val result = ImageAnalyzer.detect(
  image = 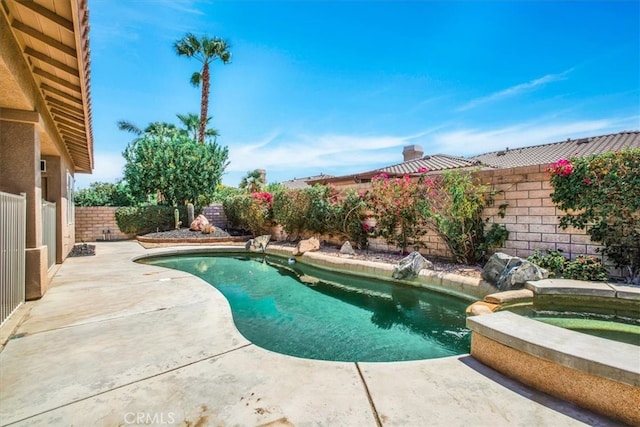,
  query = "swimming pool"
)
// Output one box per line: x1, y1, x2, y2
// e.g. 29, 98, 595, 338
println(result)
140, 253, 472, 362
